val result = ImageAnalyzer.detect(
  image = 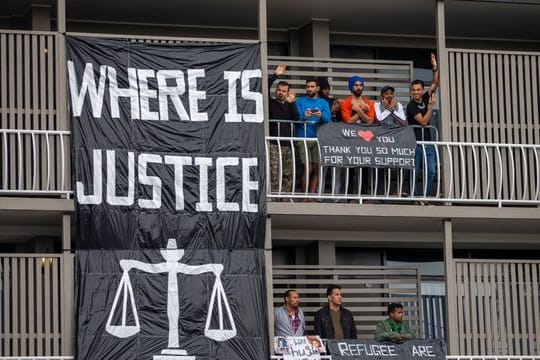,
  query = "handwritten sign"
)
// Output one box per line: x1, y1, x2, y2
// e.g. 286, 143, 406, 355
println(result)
326, 339, 446, 360
317, 123, 416, 169
274, 336, 326, 360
